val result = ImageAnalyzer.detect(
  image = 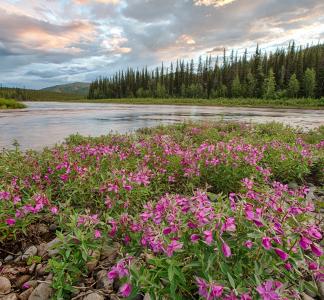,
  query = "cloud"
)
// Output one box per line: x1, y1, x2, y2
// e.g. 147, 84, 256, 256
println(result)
0, 0, 323, 89
74, 0, 120, 4
194, 0, 237, 7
